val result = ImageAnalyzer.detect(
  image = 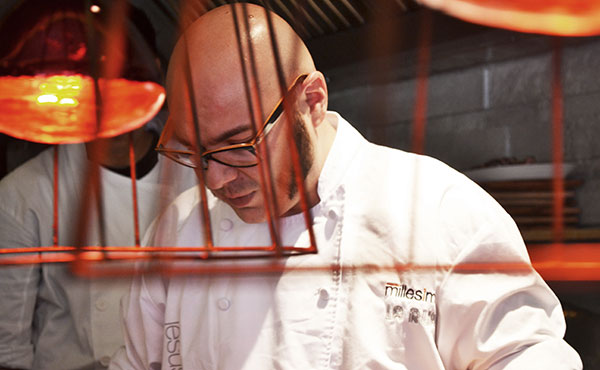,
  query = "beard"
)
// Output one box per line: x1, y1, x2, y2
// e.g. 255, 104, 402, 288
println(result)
209, 111, 315, 223
287, 113, 314, 199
